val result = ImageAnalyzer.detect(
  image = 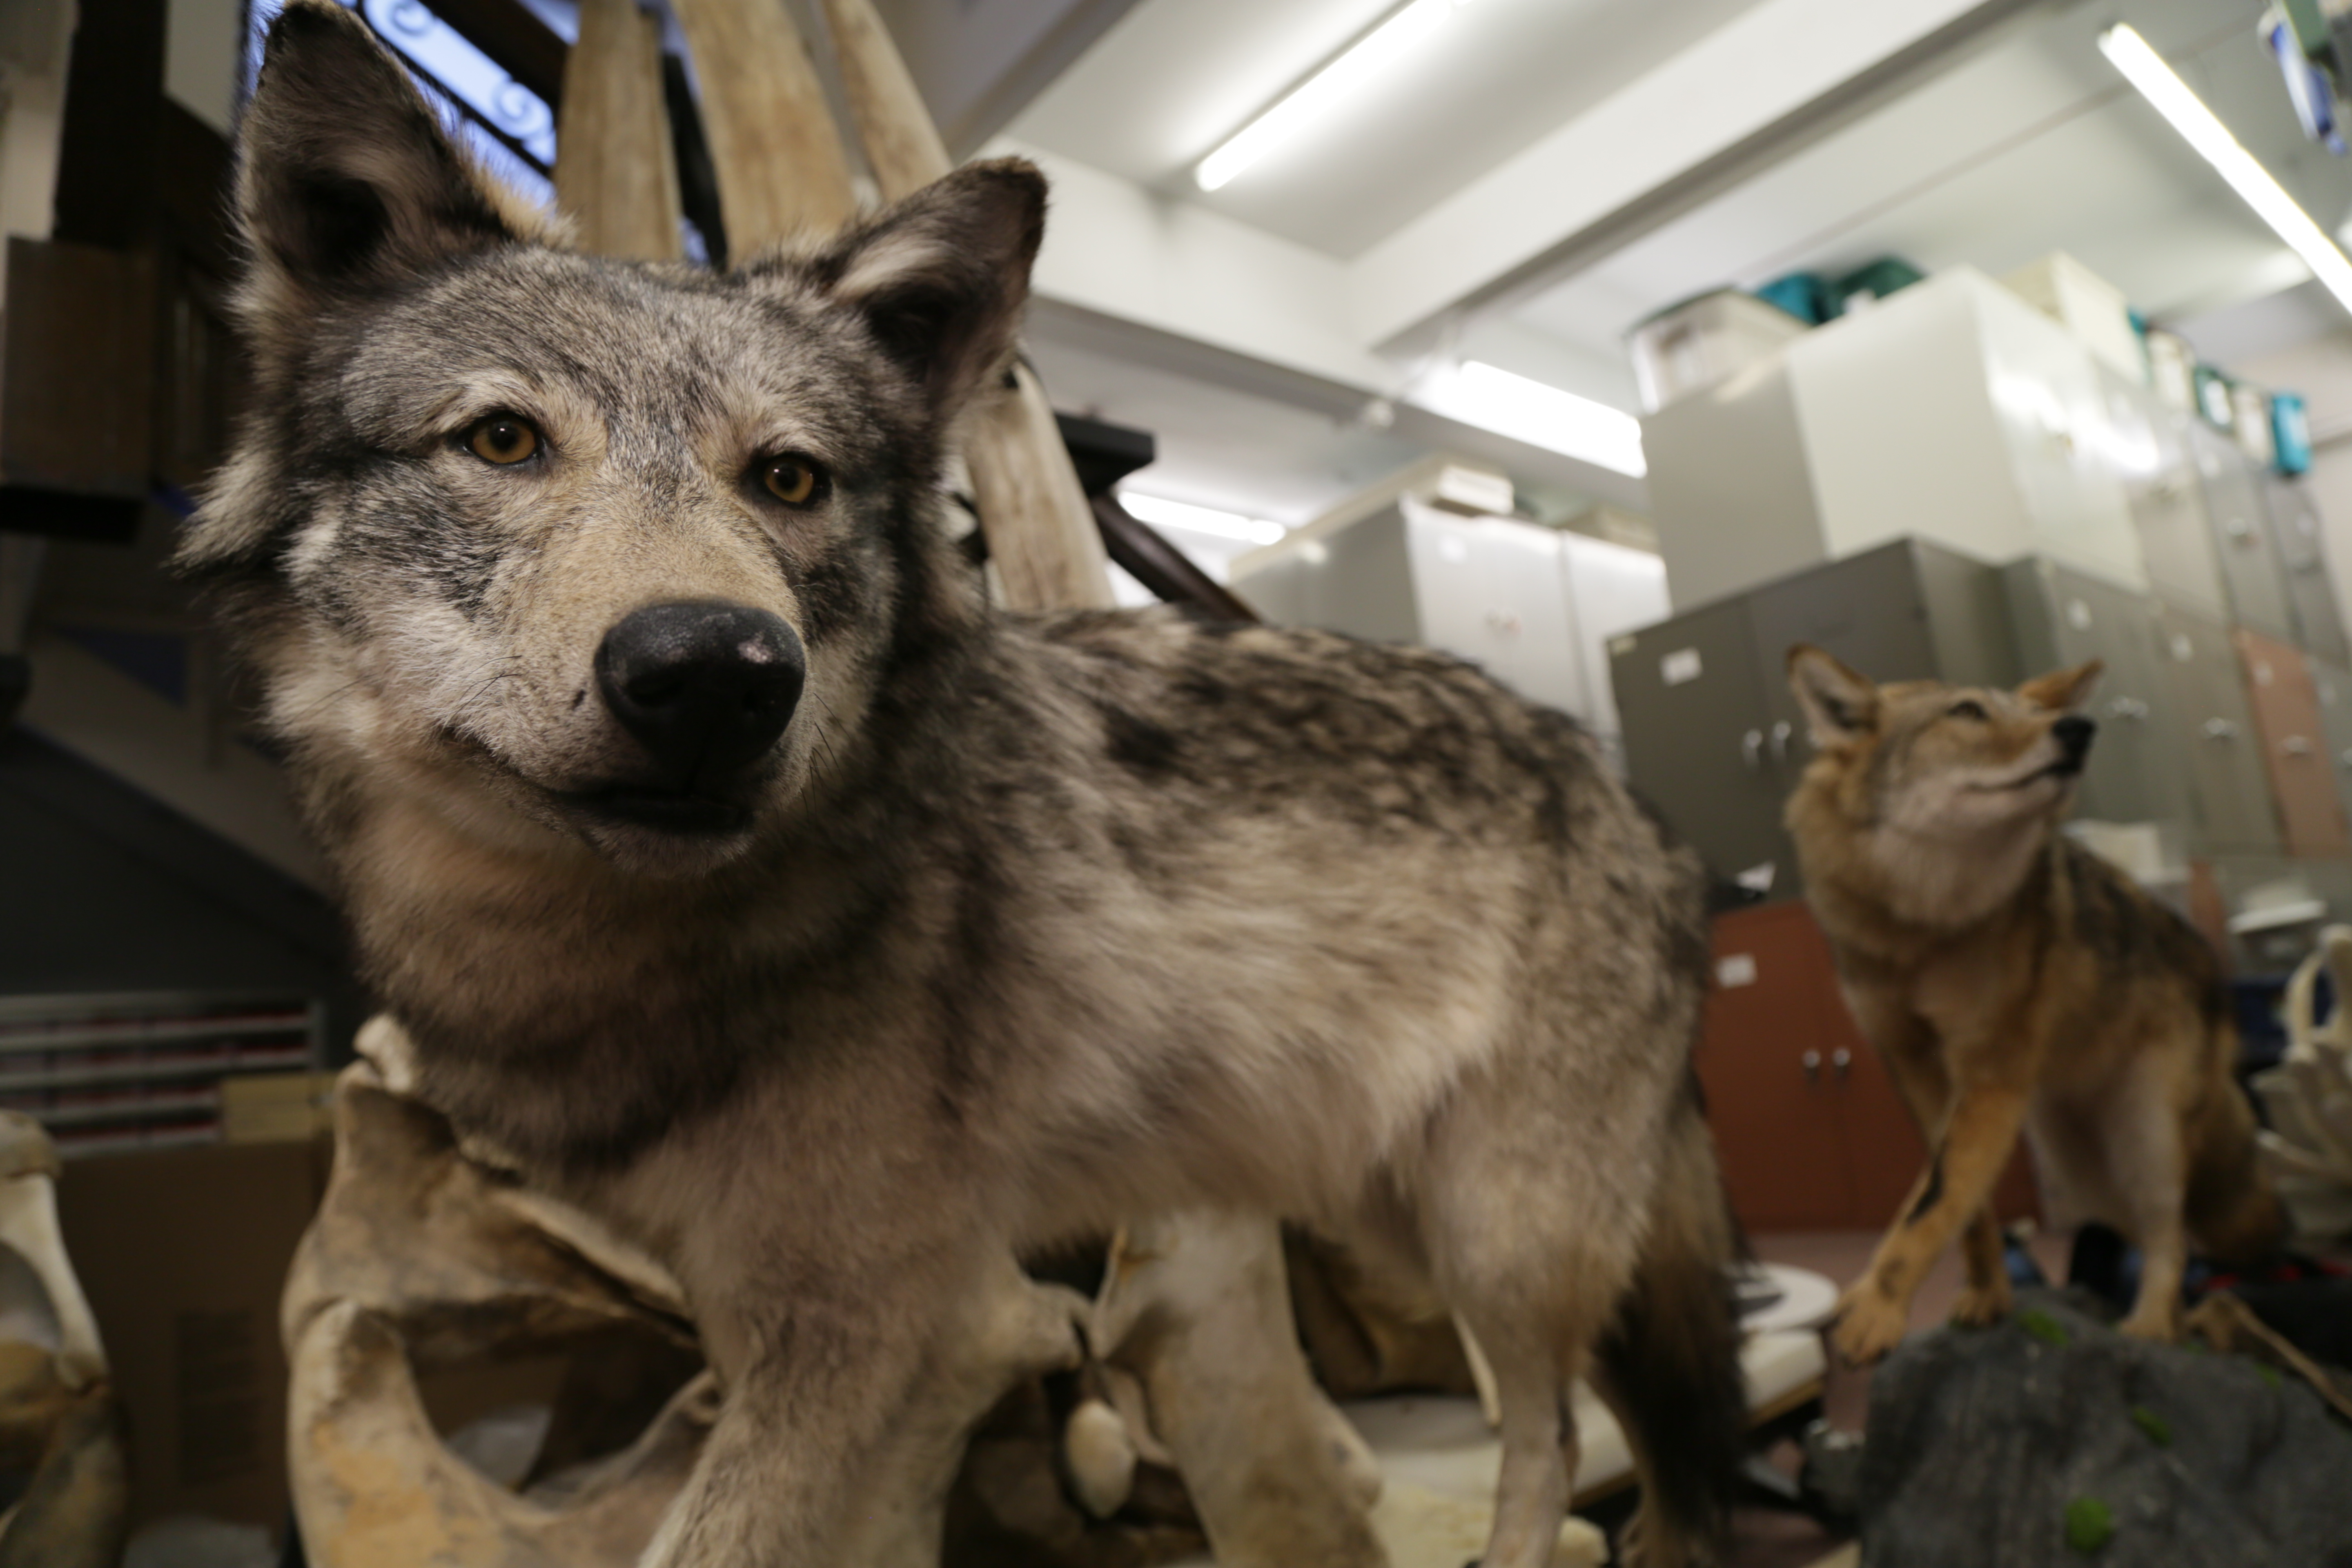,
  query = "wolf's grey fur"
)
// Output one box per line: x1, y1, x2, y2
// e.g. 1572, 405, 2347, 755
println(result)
186, 7, 1745, 1564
